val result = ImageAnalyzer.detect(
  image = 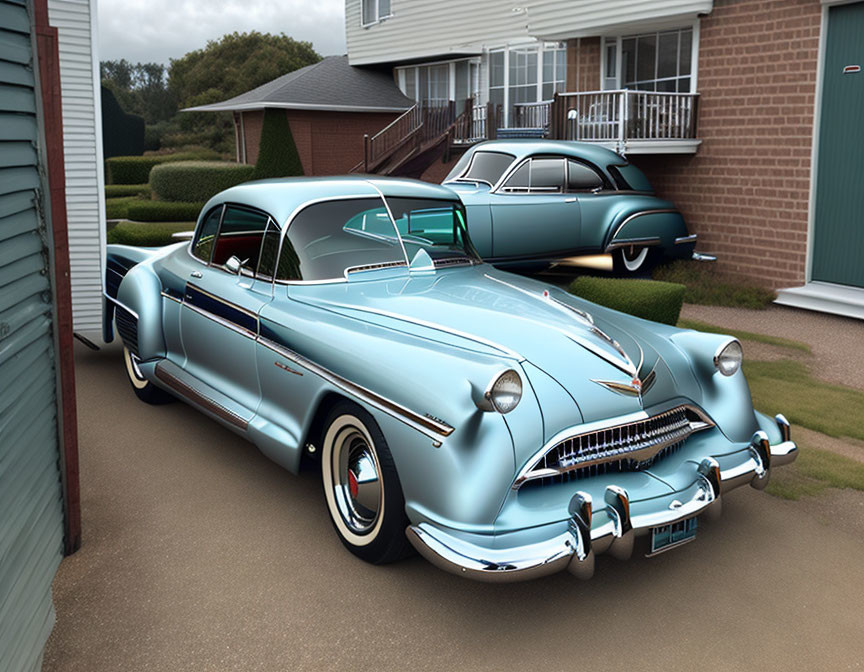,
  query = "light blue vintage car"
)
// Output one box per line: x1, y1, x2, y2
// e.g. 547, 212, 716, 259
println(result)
443, 140, 703, 274
104, 176, 796, 581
